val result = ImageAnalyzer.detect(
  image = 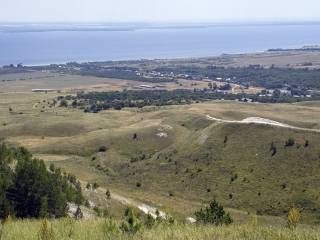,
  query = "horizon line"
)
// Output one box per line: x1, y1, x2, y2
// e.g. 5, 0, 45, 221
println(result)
1, 20, 320, 25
